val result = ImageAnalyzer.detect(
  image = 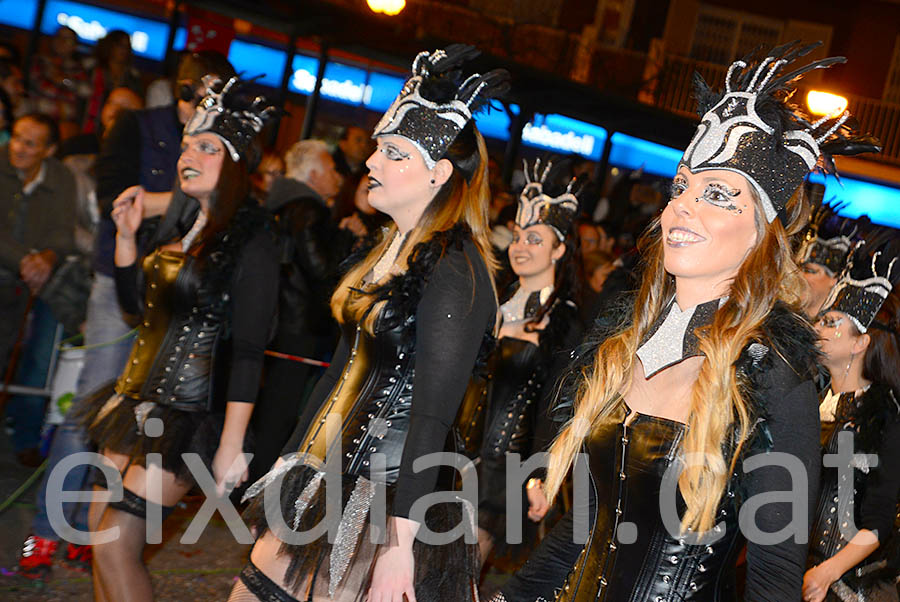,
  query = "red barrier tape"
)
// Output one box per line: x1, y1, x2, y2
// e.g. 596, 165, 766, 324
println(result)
263, 350, 330, 367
